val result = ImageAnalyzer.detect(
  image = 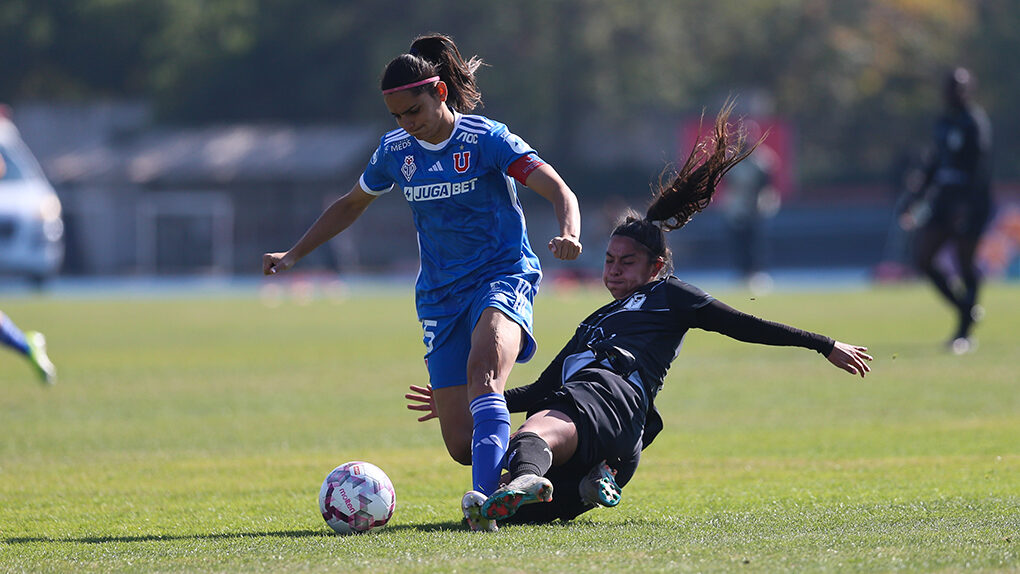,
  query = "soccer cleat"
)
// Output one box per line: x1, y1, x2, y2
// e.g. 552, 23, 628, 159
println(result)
579, 461, 622, 507
970, 304, 985, 323
462, 490, 497, 532
480, 474, 553, 521
25, 331, 56, 385
952, 305, 983, 347
949, 336, 976, 355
